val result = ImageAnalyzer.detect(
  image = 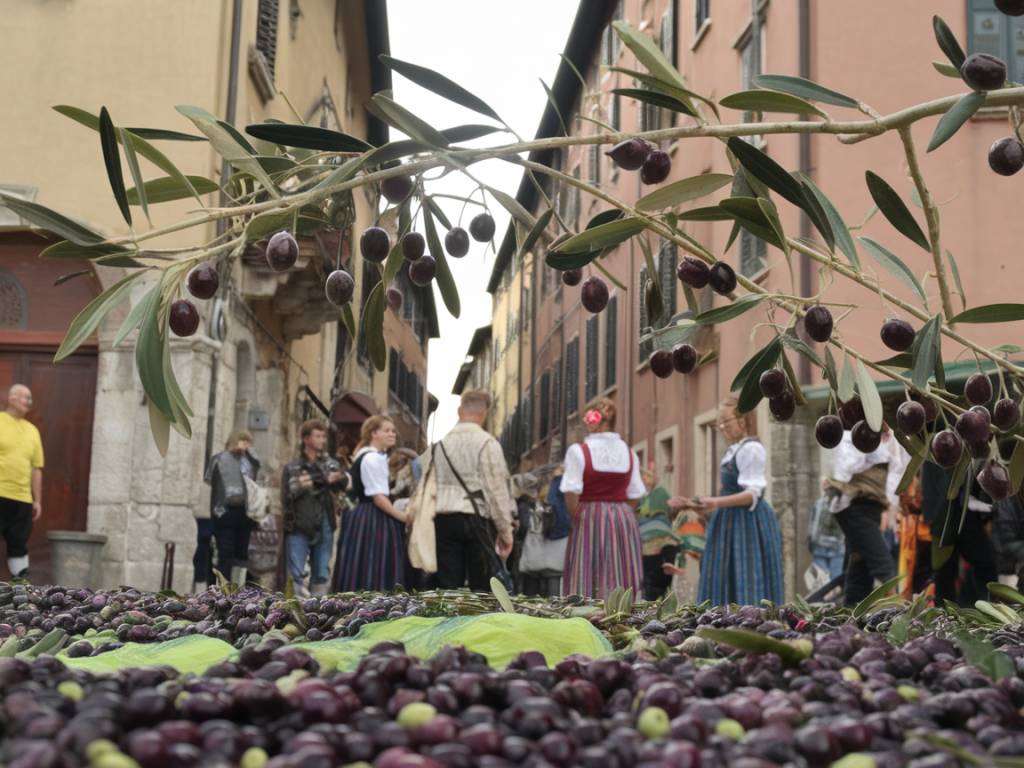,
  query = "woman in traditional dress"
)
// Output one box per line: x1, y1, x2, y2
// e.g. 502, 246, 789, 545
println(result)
560, 397, 645, 599
334, 415, 408, 591
670, 395, 783, 605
